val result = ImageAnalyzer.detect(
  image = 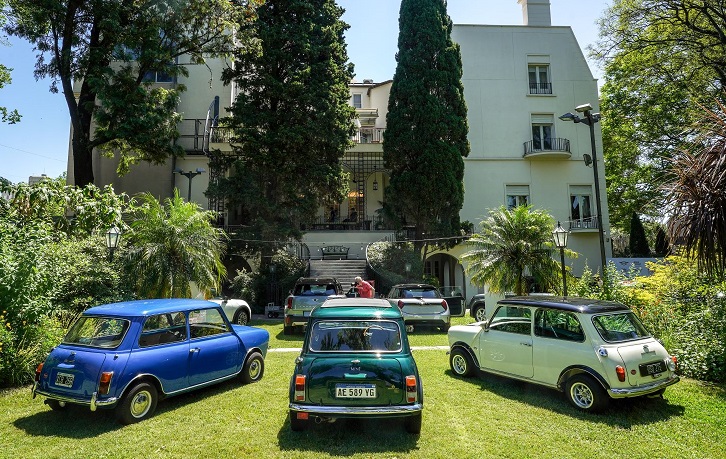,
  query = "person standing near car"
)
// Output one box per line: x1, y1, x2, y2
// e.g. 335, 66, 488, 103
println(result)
354, 276, 374, 298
